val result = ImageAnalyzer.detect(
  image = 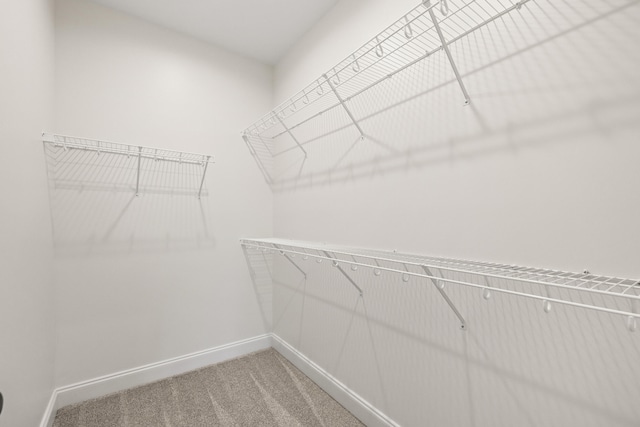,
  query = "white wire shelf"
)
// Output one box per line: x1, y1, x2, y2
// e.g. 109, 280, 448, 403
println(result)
241, 238, 640, 332
241, 0, 532, 186
42, 133, 214, 198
